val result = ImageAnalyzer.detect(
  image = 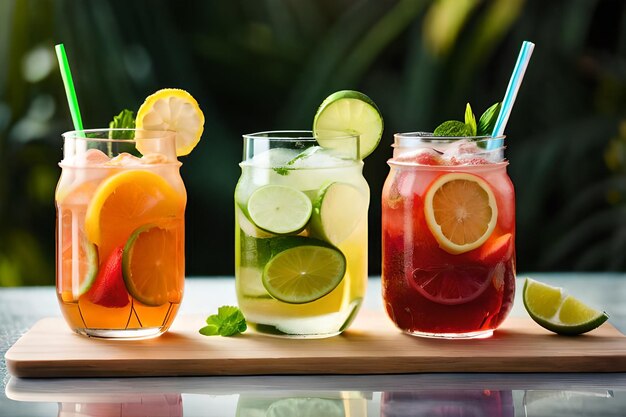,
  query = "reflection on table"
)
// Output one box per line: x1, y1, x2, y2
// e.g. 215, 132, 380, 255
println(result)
381, 390, 514, 417
6, 374, 624, 417
57, 394, 182, 417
